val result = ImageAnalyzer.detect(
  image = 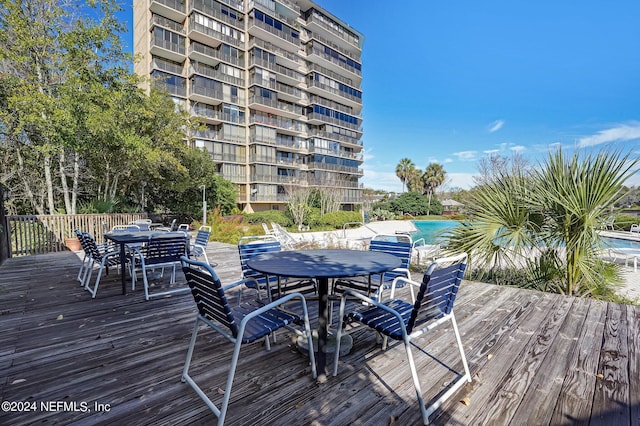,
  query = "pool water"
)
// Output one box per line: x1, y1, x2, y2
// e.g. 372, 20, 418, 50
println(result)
601, 236, 640, 249
411, 220, 460, 244
412, 221, 640, 250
